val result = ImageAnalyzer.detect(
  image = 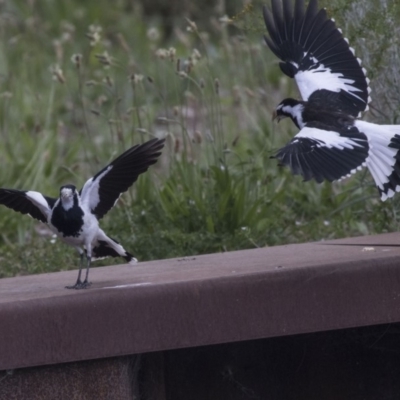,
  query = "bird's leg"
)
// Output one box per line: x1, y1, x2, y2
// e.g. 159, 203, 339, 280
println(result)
65, 252, 86, 289
81, 253, 92, 289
